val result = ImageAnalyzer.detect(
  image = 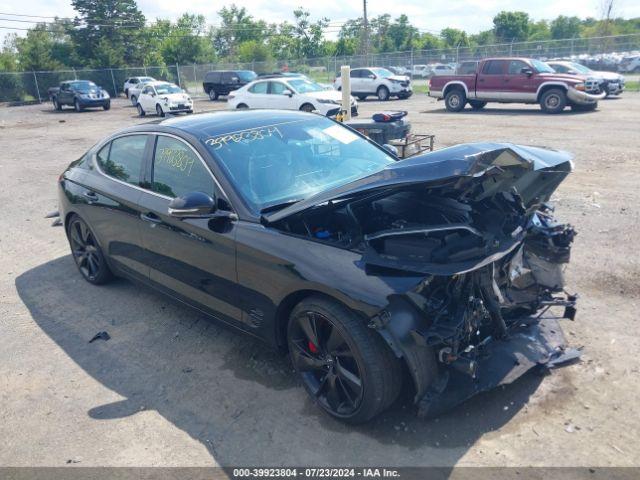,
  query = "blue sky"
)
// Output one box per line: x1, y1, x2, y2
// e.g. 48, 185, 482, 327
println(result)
1, 0, 639, 40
